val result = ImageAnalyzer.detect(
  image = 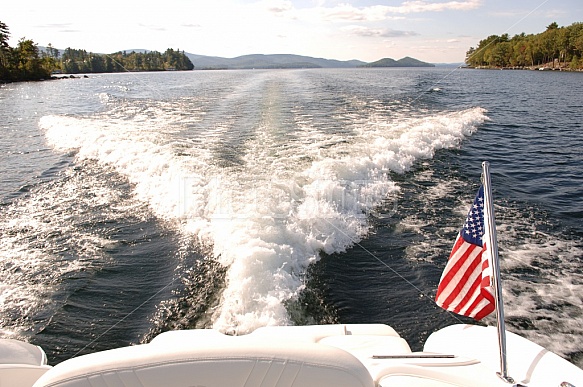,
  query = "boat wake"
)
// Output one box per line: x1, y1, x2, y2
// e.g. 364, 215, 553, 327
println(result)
38, 74, 488, 335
